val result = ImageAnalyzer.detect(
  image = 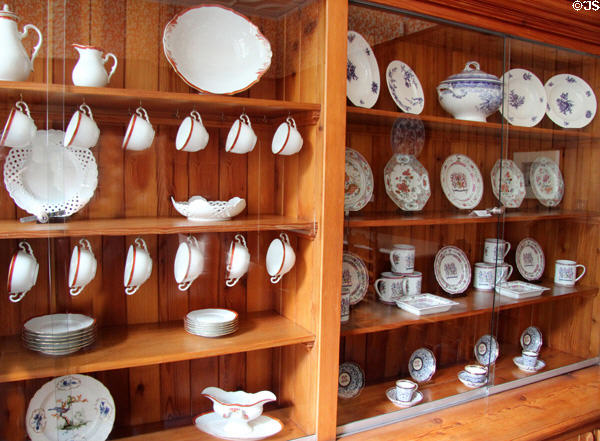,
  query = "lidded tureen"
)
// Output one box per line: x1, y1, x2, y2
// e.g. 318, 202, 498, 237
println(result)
436, 61, 502, 122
